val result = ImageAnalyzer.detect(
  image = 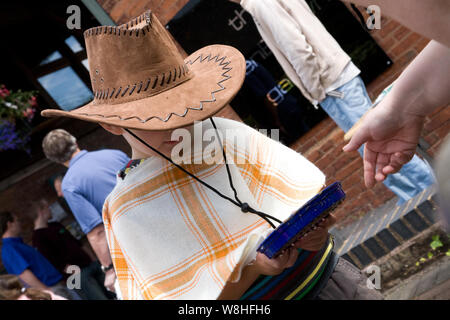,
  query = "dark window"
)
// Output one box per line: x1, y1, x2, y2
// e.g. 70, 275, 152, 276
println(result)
0, 0, 101, 181
37, 65, 93, 111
